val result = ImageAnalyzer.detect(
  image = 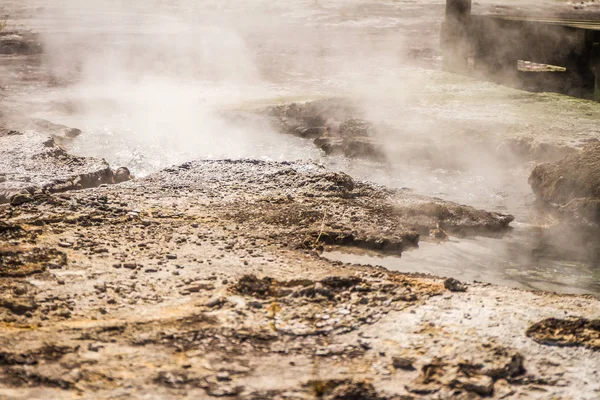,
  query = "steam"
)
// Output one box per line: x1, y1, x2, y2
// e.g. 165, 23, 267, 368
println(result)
37, 0, 287, 172
32, 0, 528, 206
